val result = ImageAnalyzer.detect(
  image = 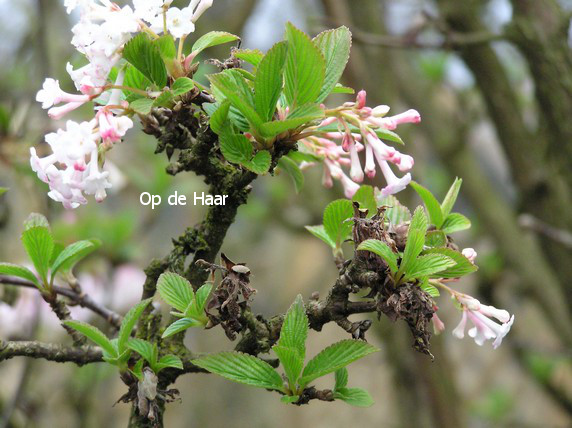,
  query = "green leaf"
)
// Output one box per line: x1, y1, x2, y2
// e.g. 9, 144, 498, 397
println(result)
441, 177, 462, 218
127, 339, 156, 365
331, 84, 354, 94
356, 239, 398, 274
259, 111, 323, 138
284, 22, 325, 108
234, 49, 264, 67
305, 225, 335, 248
300, 340, 378, 387
317, 123, 404, 145
255, 41, 288, 121
403, 254, 456, 281
312, 26, 352, 103
153, 90, 174, 107
410, 181, 444, 228
281, 395, 300, 404
21, 226, 53, 284
352, 185, 377, 216
63, 321, 116, 356
425, 230, 448, 248
157, 272, 194, 313
423, 248, 478, 278
278, 295, 308, 359
397, 207, 427, 279
191, 282, 213, 316
273, 345, 304, 388
130, 98, 154, 115
171, 77, 195, 97
191, 31, 240, 56
122, 33, 168, 87
441, 213, 471, 234
278, 157, 304, 193
193, 352, 284, 391
375, 194, 411, 225
420, 280, 440, 297
219, 133, 253, 164
162, 317, 202, 339
334, 387, 374, 407
156, 354, 183, 371
117, 298, 152, 353
208, 100, 231, 135
287, 150, 321, 163
323, 199, 354, 247
334, 367, 348, 390
124, 65, 152, 92
131, 358, 144, 380
244, 150, 271, 175
0, 263, 40, 288
50, 239, 100, 277
154, 34, 176, 60
24, 213, 50, 230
